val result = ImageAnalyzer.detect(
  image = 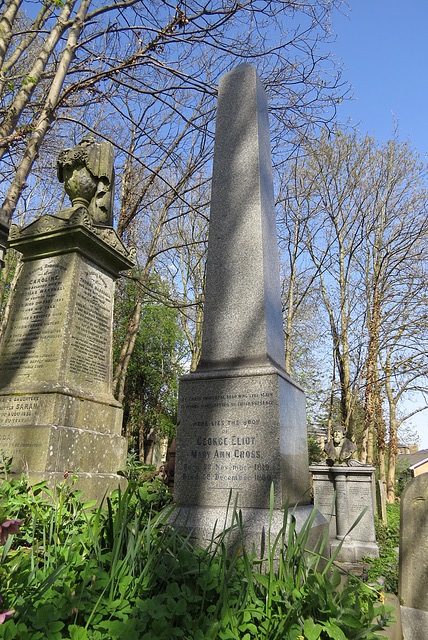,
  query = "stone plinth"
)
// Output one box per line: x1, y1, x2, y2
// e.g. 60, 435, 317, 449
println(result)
310, 465, 379, 563
399, 473, 428, 611
0, 214, 133, 500
175, 367, 309, 510
173, 65, 323, 553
